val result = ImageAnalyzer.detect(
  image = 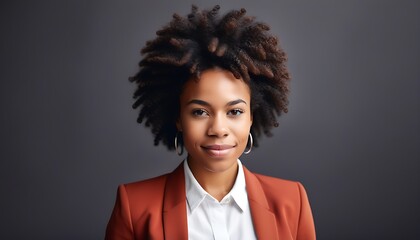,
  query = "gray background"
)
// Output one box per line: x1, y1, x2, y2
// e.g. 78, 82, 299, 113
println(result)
1, 0, 419, 239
